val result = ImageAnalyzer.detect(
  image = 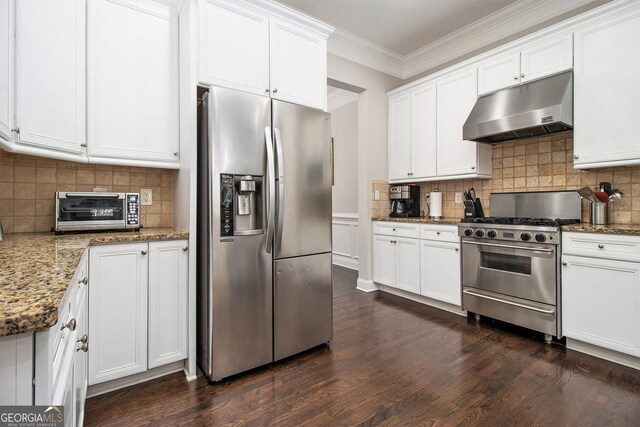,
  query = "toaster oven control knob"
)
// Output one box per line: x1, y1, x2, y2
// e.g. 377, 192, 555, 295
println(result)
487, 230, 497, 239
475, 229, 485, 238
464, 228, 474, 237
520, 232, 532, 241
535, 233, 546, 242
